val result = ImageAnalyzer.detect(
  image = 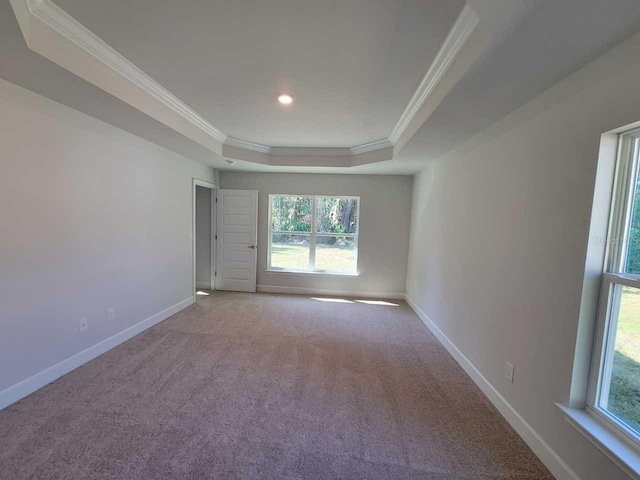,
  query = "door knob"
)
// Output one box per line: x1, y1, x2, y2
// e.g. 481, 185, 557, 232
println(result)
248, 245, 257, 249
